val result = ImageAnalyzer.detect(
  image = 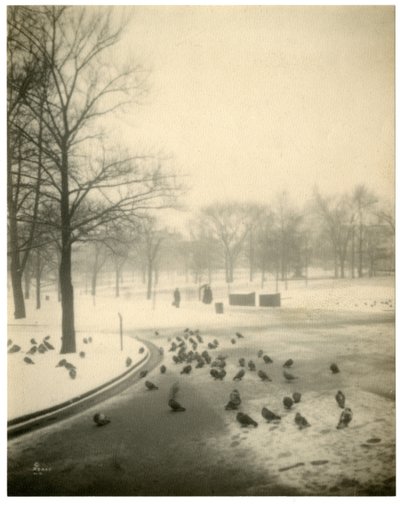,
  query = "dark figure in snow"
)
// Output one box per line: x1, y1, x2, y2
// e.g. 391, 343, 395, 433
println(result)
202, 285, 213, 304
173, 288, 181, 308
